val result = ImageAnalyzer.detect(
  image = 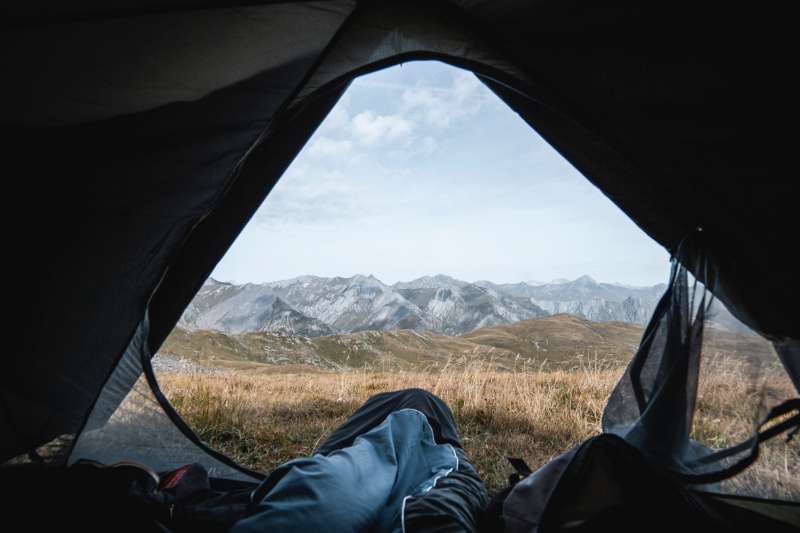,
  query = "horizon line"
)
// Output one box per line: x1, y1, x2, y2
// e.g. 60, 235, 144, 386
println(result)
206, 272, 667, 289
